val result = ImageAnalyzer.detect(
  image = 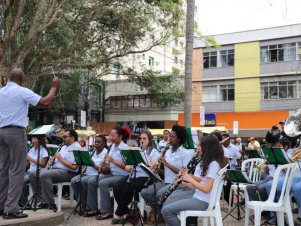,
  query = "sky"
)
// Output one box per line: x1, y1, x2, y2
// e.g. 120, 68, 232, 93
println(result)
195, 0, 301, 35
